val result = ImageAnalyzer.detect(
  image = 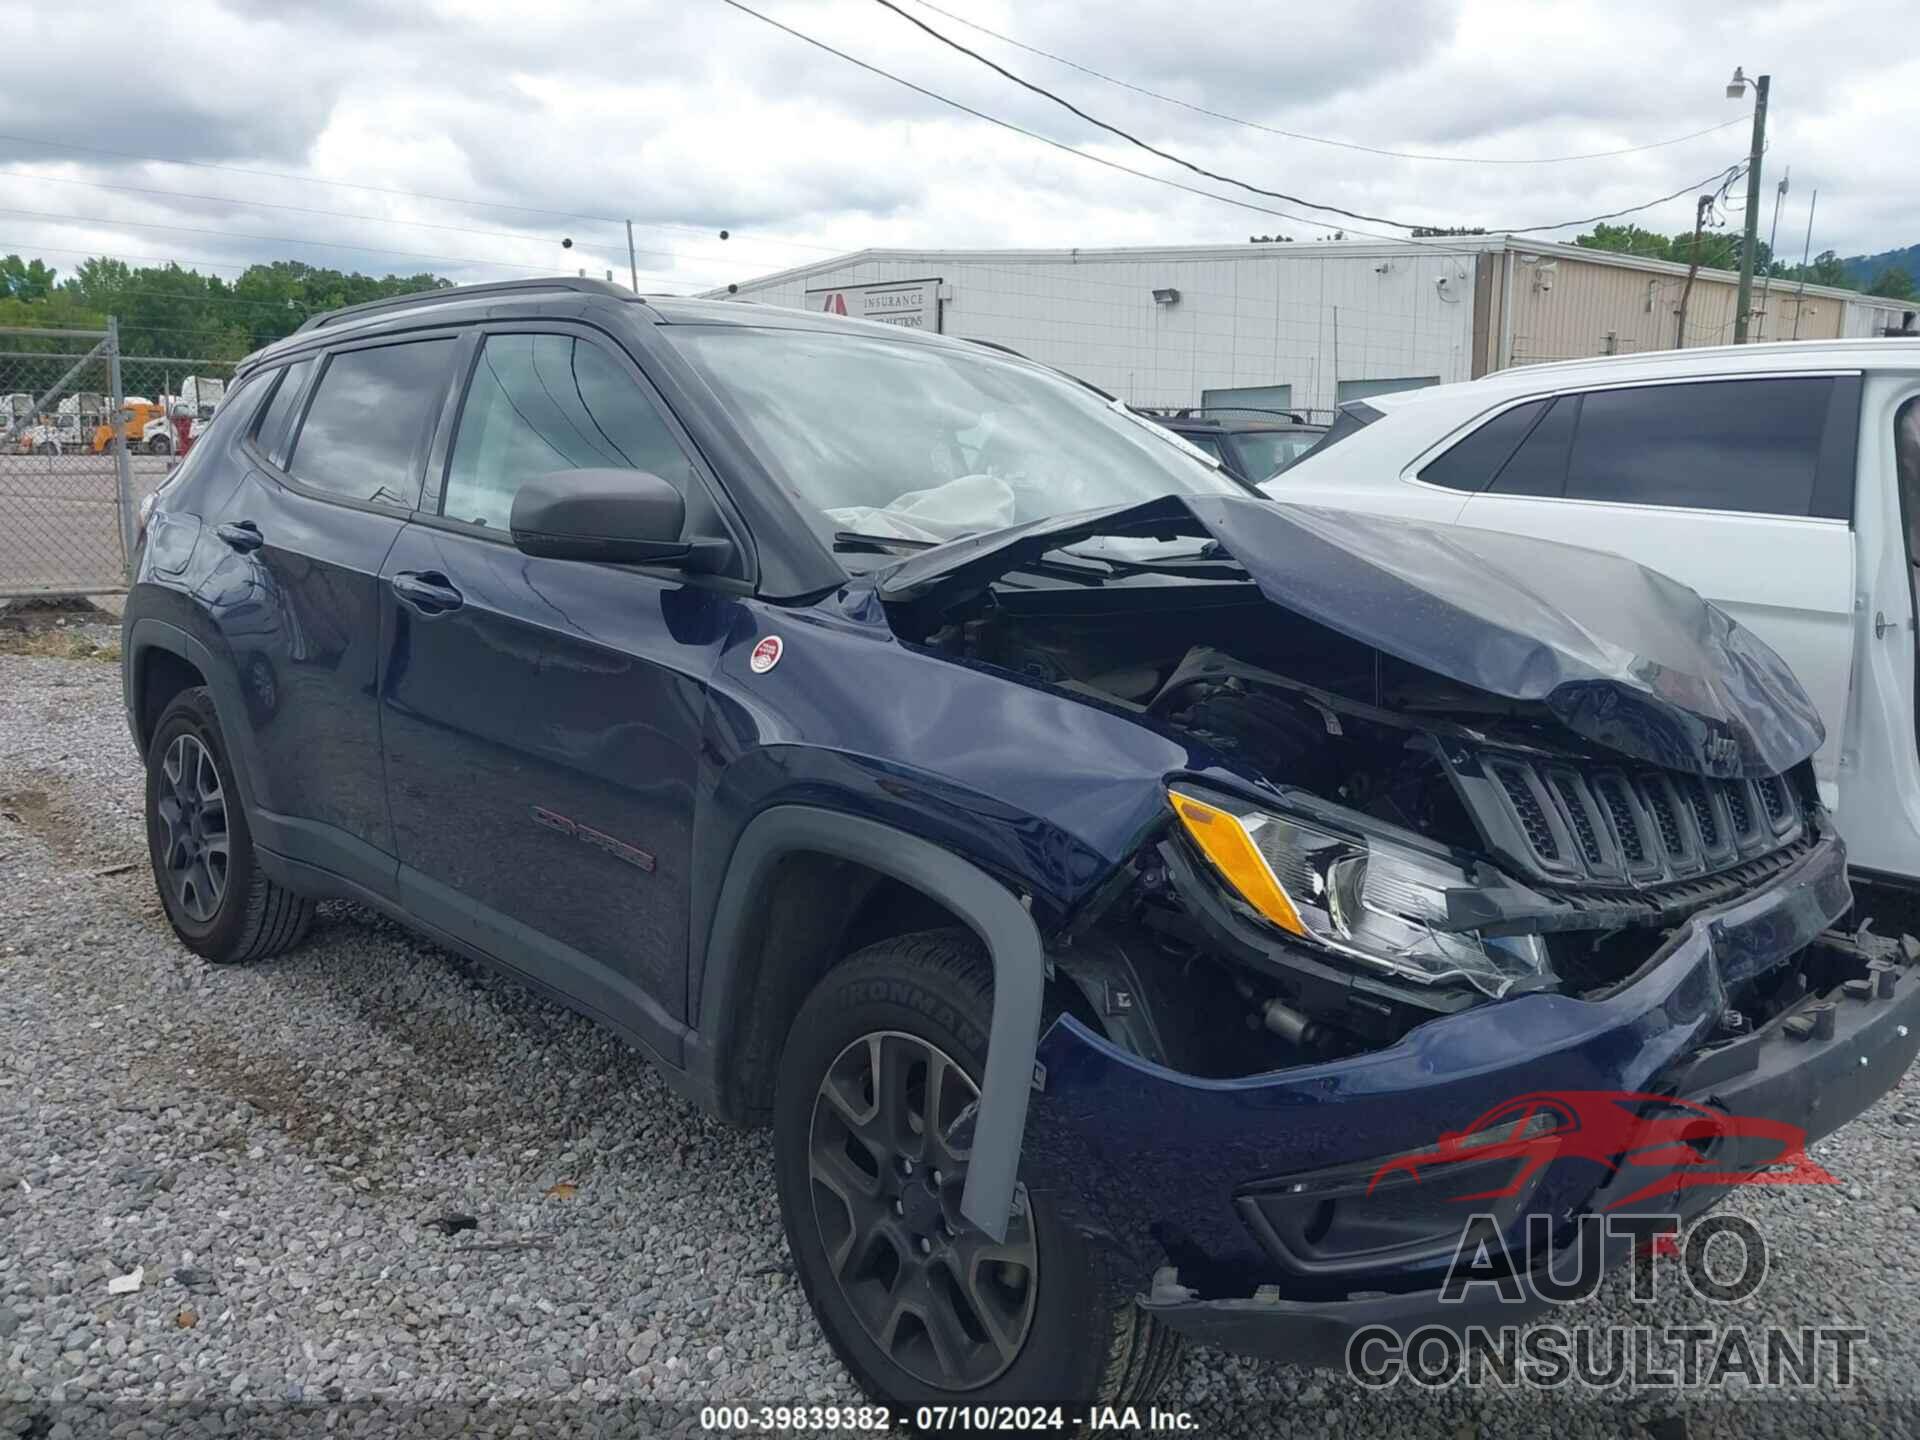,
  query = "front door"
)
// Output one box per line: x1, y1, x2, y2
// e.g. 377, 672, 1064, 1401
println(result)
378, 327, 740, 1053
